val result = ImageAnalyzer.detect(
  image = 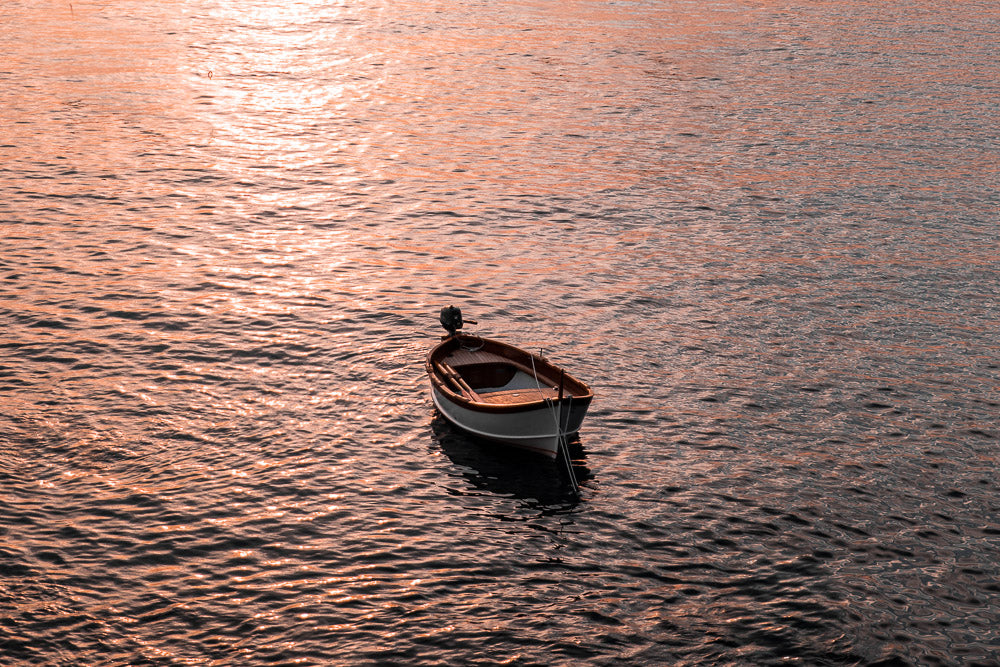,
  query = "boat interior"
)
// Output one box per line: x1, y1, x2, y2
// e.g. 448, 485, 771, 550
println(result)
436, 346, 581, 406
